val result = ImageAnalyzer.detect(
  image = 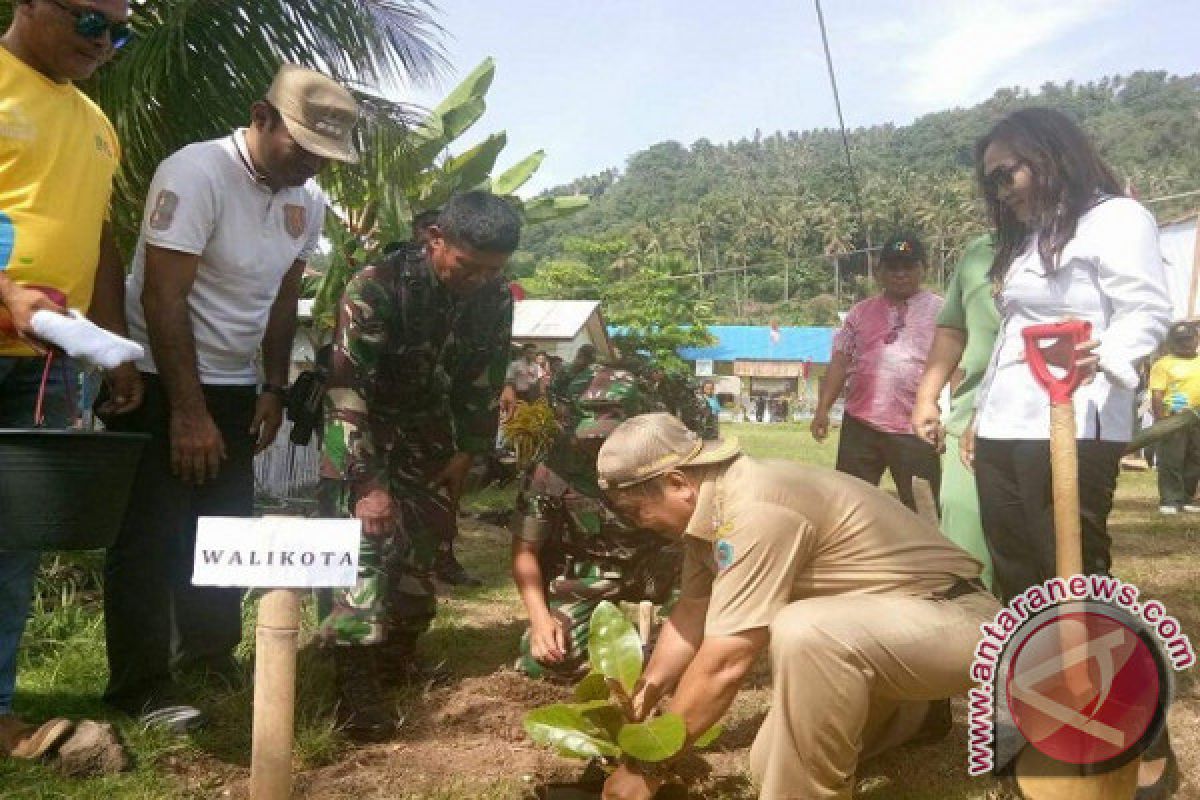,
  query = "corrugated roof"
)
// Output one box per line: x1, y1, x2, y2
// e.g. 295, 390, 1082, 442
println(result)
513, 299, 602, 339
678, 325, 835, 362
